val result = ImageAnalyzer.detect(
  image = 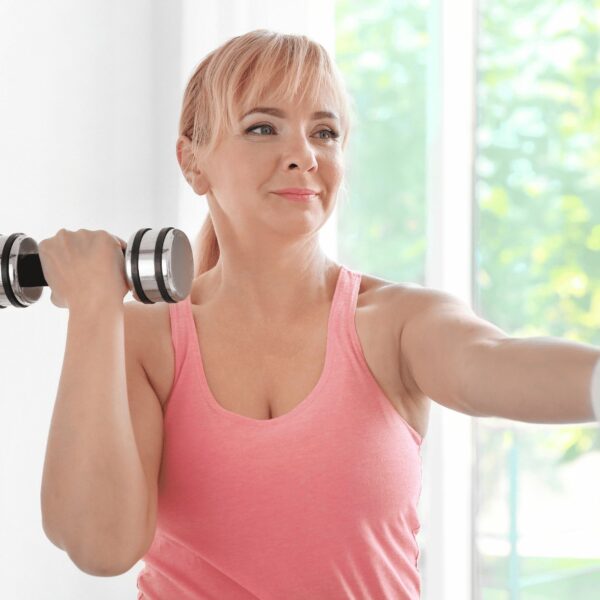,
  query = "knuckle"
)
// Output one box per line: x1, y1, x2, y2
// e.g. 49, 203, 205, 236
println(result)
100, 230, 115, 244
39, 238, 53, 251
